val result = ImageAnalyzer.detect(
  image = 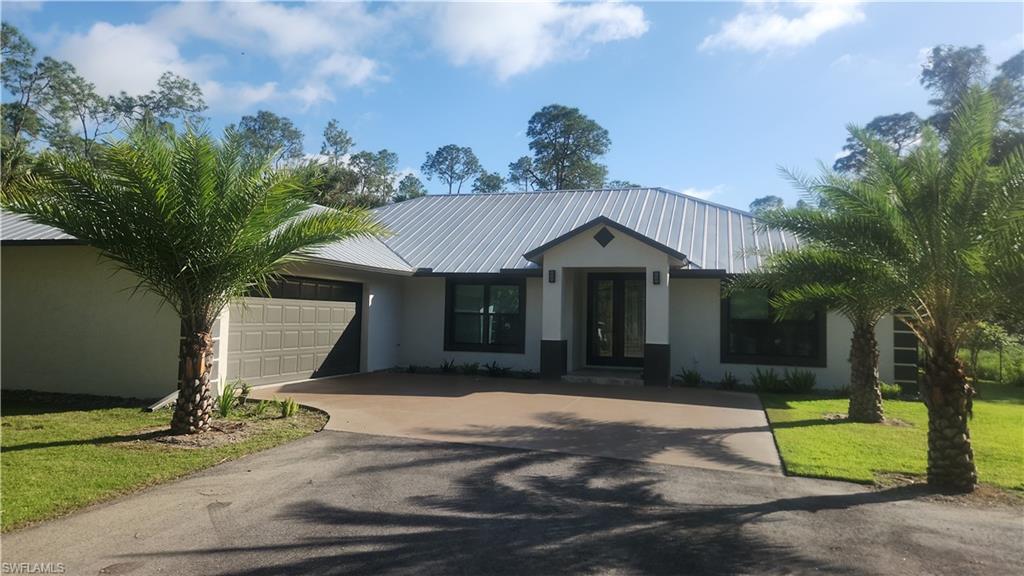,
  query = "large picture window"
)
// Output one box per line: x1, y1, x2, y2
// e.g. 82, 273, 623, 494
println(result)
445, 278, 526, 353
721, 289, 825, 367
